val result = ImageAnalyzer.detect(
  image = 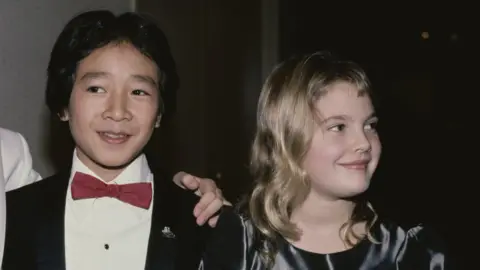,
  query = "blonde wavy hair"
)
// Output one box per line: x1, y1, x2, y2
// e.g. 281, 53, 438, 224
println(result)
245, 51, 379, 266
